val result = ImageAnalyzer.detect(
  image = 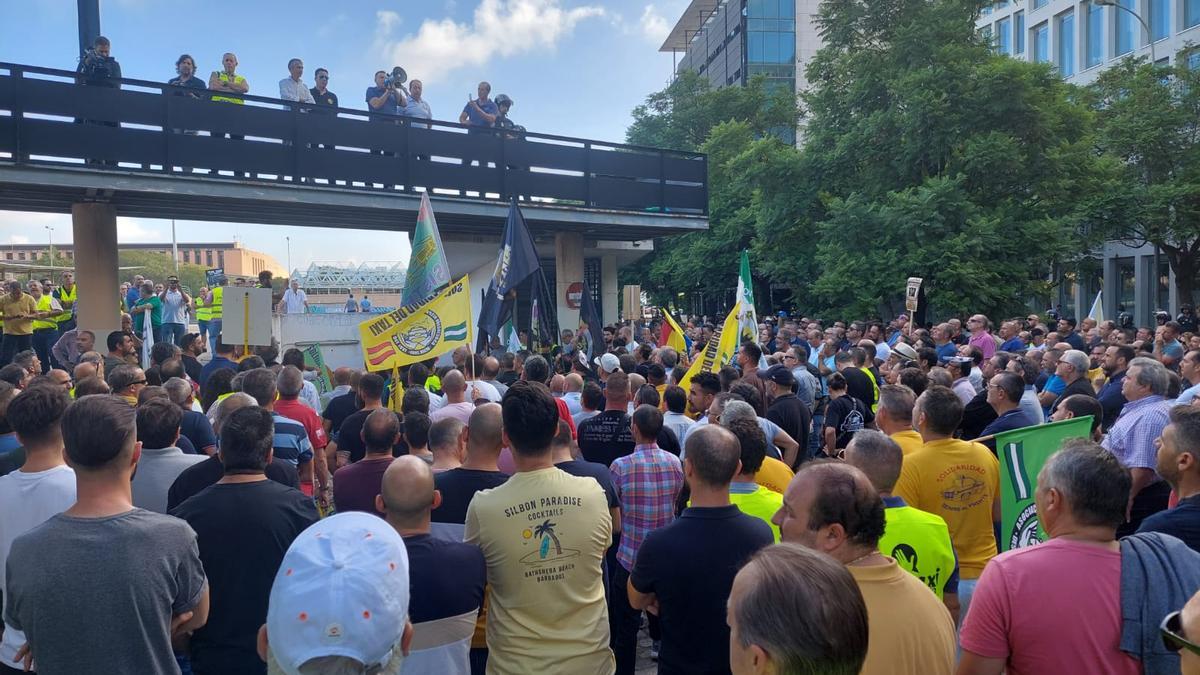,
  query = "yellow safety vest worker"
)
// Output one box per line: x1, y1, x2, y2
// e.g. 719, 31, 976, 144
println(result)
878, 502, 958, 600
32, 295, 57, 331
209, 286, 224, 320
195, 296, 212, 322
861, 366, 880, 414
53, 285, 76, 324
211, 71, 246, 105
